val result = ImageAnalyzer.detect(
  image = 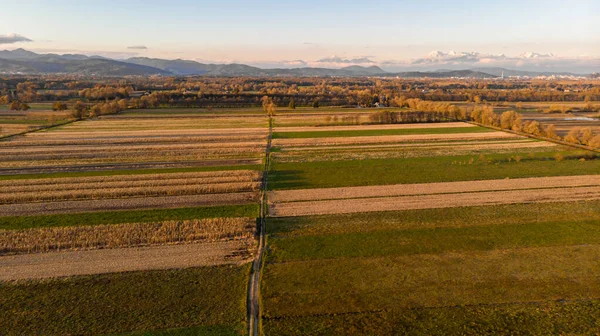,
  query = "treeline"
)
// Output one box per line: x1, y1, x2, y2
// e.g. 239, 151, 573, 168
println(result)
3, 75, 600, 106
369, 99, 600, 149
